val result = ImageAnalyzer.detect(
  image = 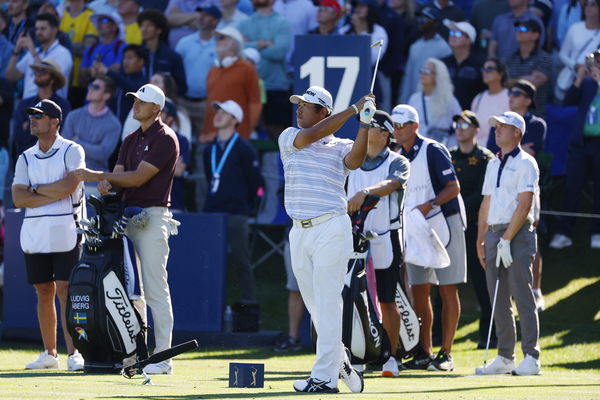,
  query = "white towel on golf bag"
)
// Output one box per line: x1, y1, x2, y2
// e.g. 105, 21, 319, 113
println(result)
403, 208, 450, 269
